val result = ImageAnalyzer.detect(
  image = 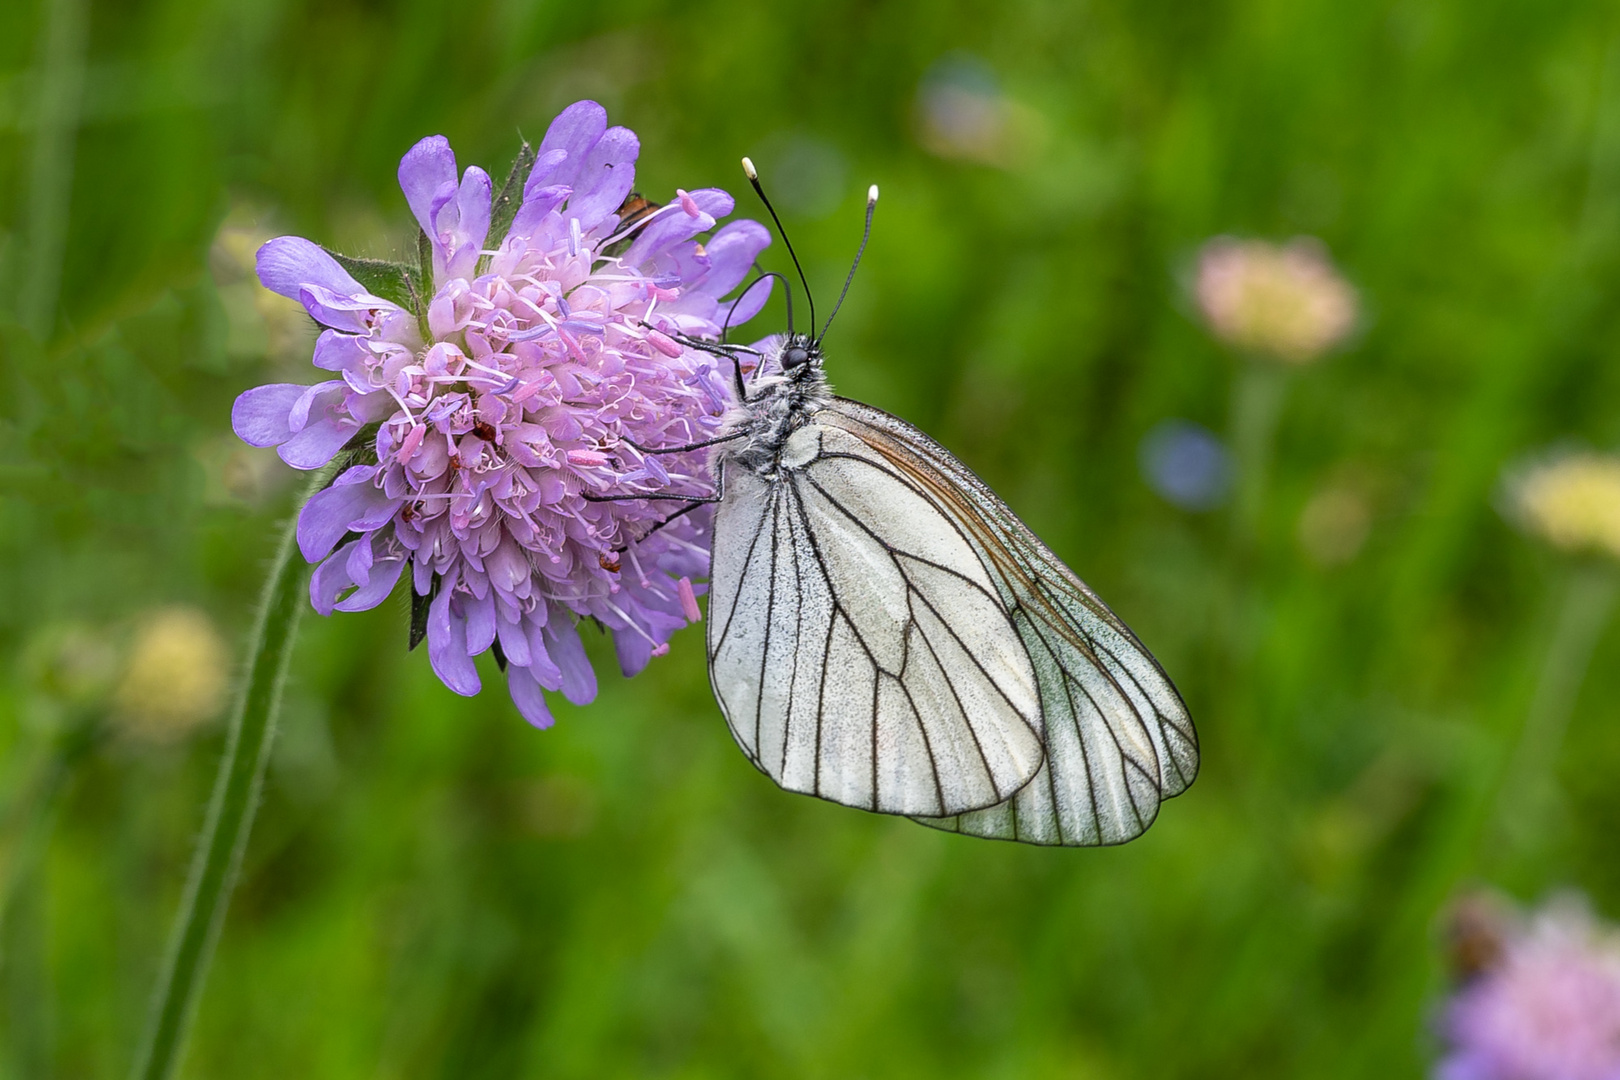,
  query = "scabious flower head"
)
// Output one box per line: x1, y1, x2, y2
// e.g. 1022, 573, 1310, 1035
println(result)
231, 101, 772, 727
1194, 236, 1357, 363
1502, 451, 1620, 561
1438, 895, 1620, 1080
